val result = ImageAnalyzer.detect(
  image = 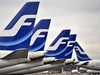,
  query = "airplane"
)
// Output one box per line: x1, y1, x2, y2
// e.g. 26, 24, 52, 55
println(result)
27, 19, 51, 60
0, 2, 53, 71
74, 42, 100, 71
0, 19, 53, 74
0, 2, 39, 50
0, 30, 71, 74
8, 30, 77, 75
0, 2, 51, 61
0, 1, 76, 74
0, 2, 40, 69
